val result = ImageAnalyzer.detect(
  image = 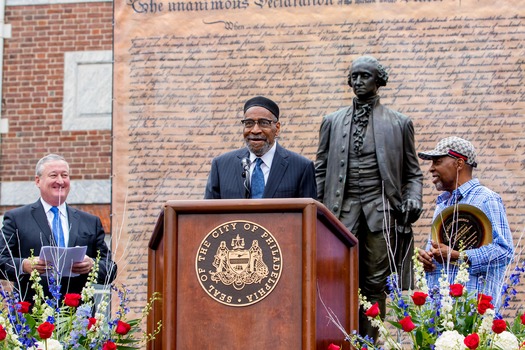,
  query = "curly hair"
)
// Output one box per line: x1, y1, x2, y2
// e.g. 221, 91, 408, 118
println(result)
347, 55, 389, 88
